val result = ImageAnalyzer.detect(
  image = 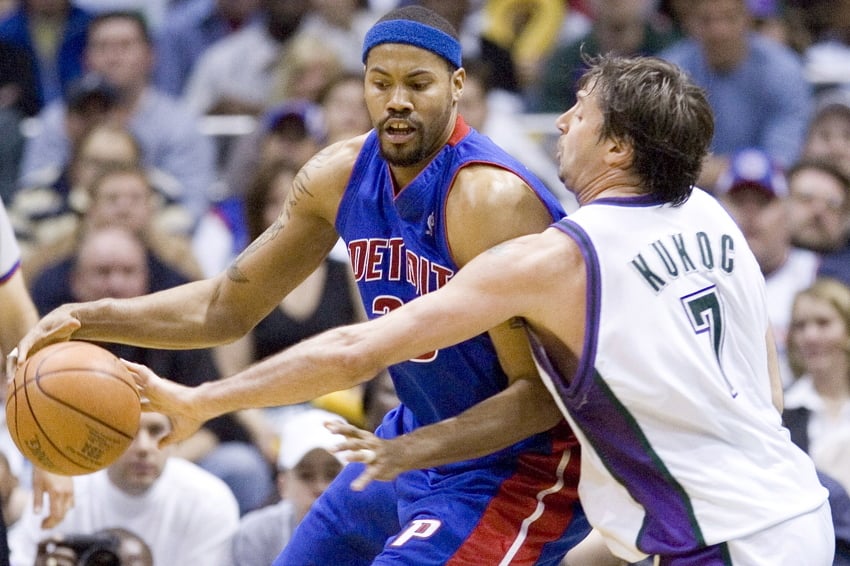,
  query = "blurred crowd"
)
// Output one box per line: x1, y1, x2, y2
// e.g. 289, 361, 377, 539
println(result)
0, 0, 850, 564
